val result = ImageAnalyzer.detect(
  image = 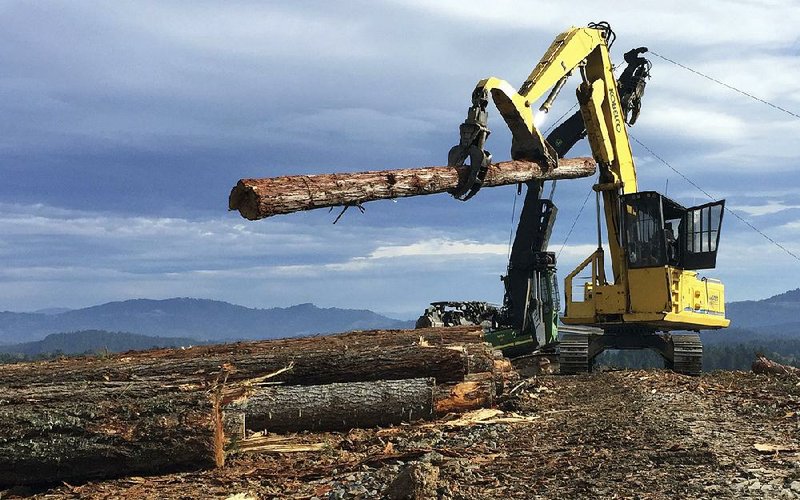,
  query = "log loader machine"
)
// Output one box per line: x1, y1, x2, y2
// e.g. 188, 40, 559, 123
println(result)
416, 22, 729, 375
